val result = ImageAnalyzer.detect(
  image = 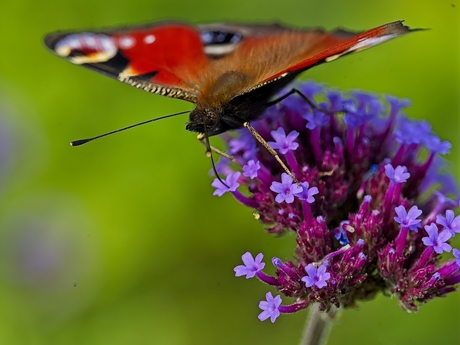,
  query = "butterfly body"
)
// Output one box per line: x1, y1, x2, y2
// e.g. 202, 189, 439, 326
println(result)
45, 21, 415, 137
